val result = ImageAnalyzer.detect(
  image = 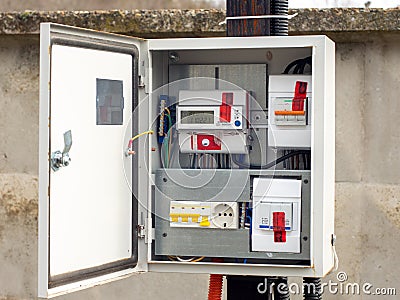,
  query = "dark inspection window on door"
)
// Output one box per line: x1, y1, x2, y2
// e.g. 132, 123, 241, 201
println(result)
96, 78, 124, 125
